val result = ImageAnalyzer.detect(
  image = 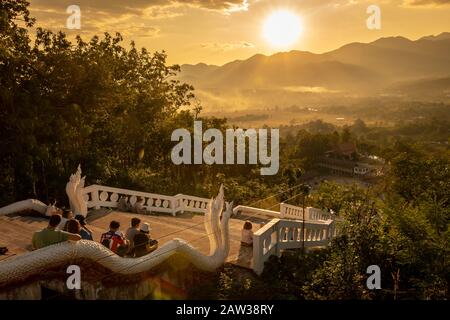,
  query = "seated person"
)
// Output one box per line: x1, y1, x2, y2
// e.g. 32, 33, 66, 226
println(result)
57, 209, 73, 231
125, 217, 141, 254
45, 197, 62, 217
241, 221, 254, 247
117, 195, 131, 212
133, 196, 147, 214
0, 246, 8, 255
133, 223, 158, 258
100, 220, 129, 256
74, 215, 94, 240
32, 214, 81, 250
66, 219, 81, 235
